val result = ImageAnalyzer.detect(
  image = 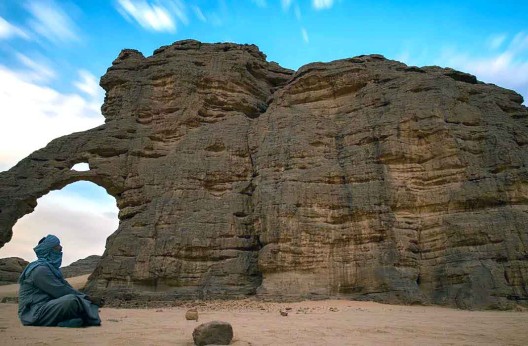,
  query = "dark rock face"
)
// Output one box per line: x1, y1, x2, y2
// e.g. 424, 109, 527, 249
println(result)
0, 40, 527, 309
0, 257, 28, 285
192, 321, 233, 346
61, 255, 101, 278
